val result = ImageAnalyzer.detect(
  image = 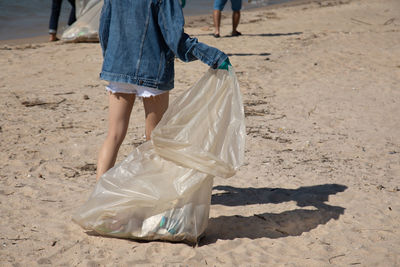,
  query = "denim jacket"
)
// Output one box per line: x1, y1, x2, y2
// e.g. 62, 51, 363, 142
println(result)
99, 0, 228, 90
